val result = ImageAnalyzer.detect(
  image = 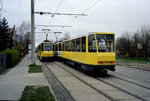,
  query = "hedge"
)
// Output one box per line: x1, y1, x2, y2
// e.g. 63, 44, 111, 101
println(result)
0, 49, 20, 67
